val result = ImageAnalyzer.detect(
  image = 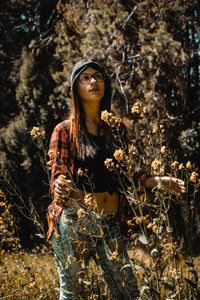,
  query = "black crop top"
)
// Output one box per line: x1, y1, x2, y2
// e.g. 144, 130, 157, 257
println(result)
73, 134, 119, 195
